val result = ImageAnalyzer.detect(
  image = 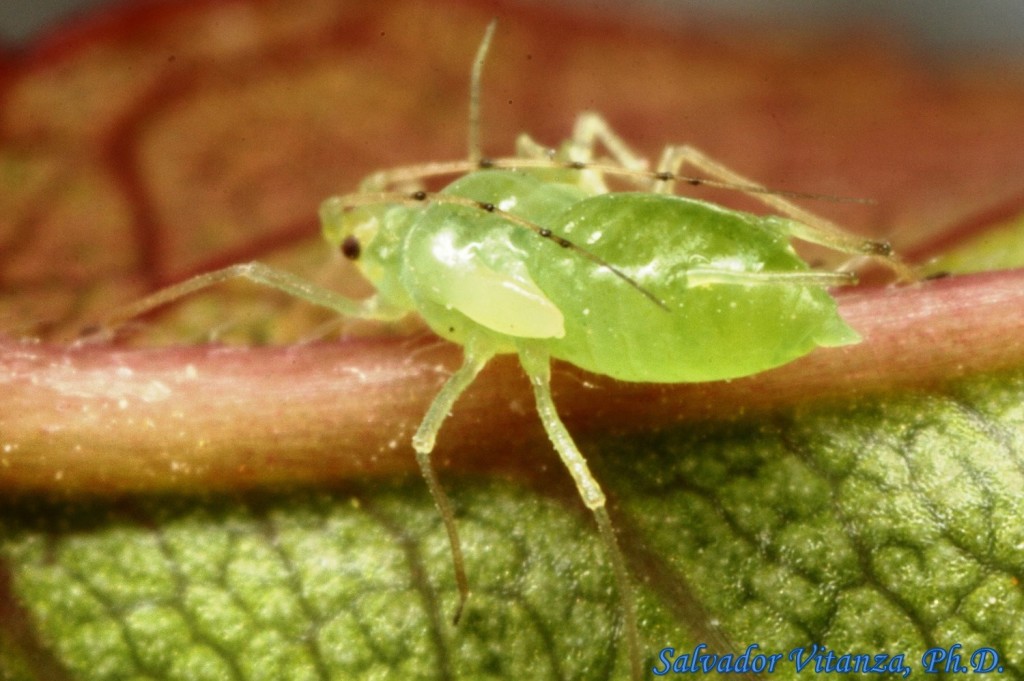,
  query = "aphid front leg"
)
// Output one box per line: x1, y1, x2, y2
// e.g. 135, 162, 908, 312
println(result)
411, 334, 497, 625
654, 144, 916, 280
95, 262, 406, 335
517, 341, 642, 681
